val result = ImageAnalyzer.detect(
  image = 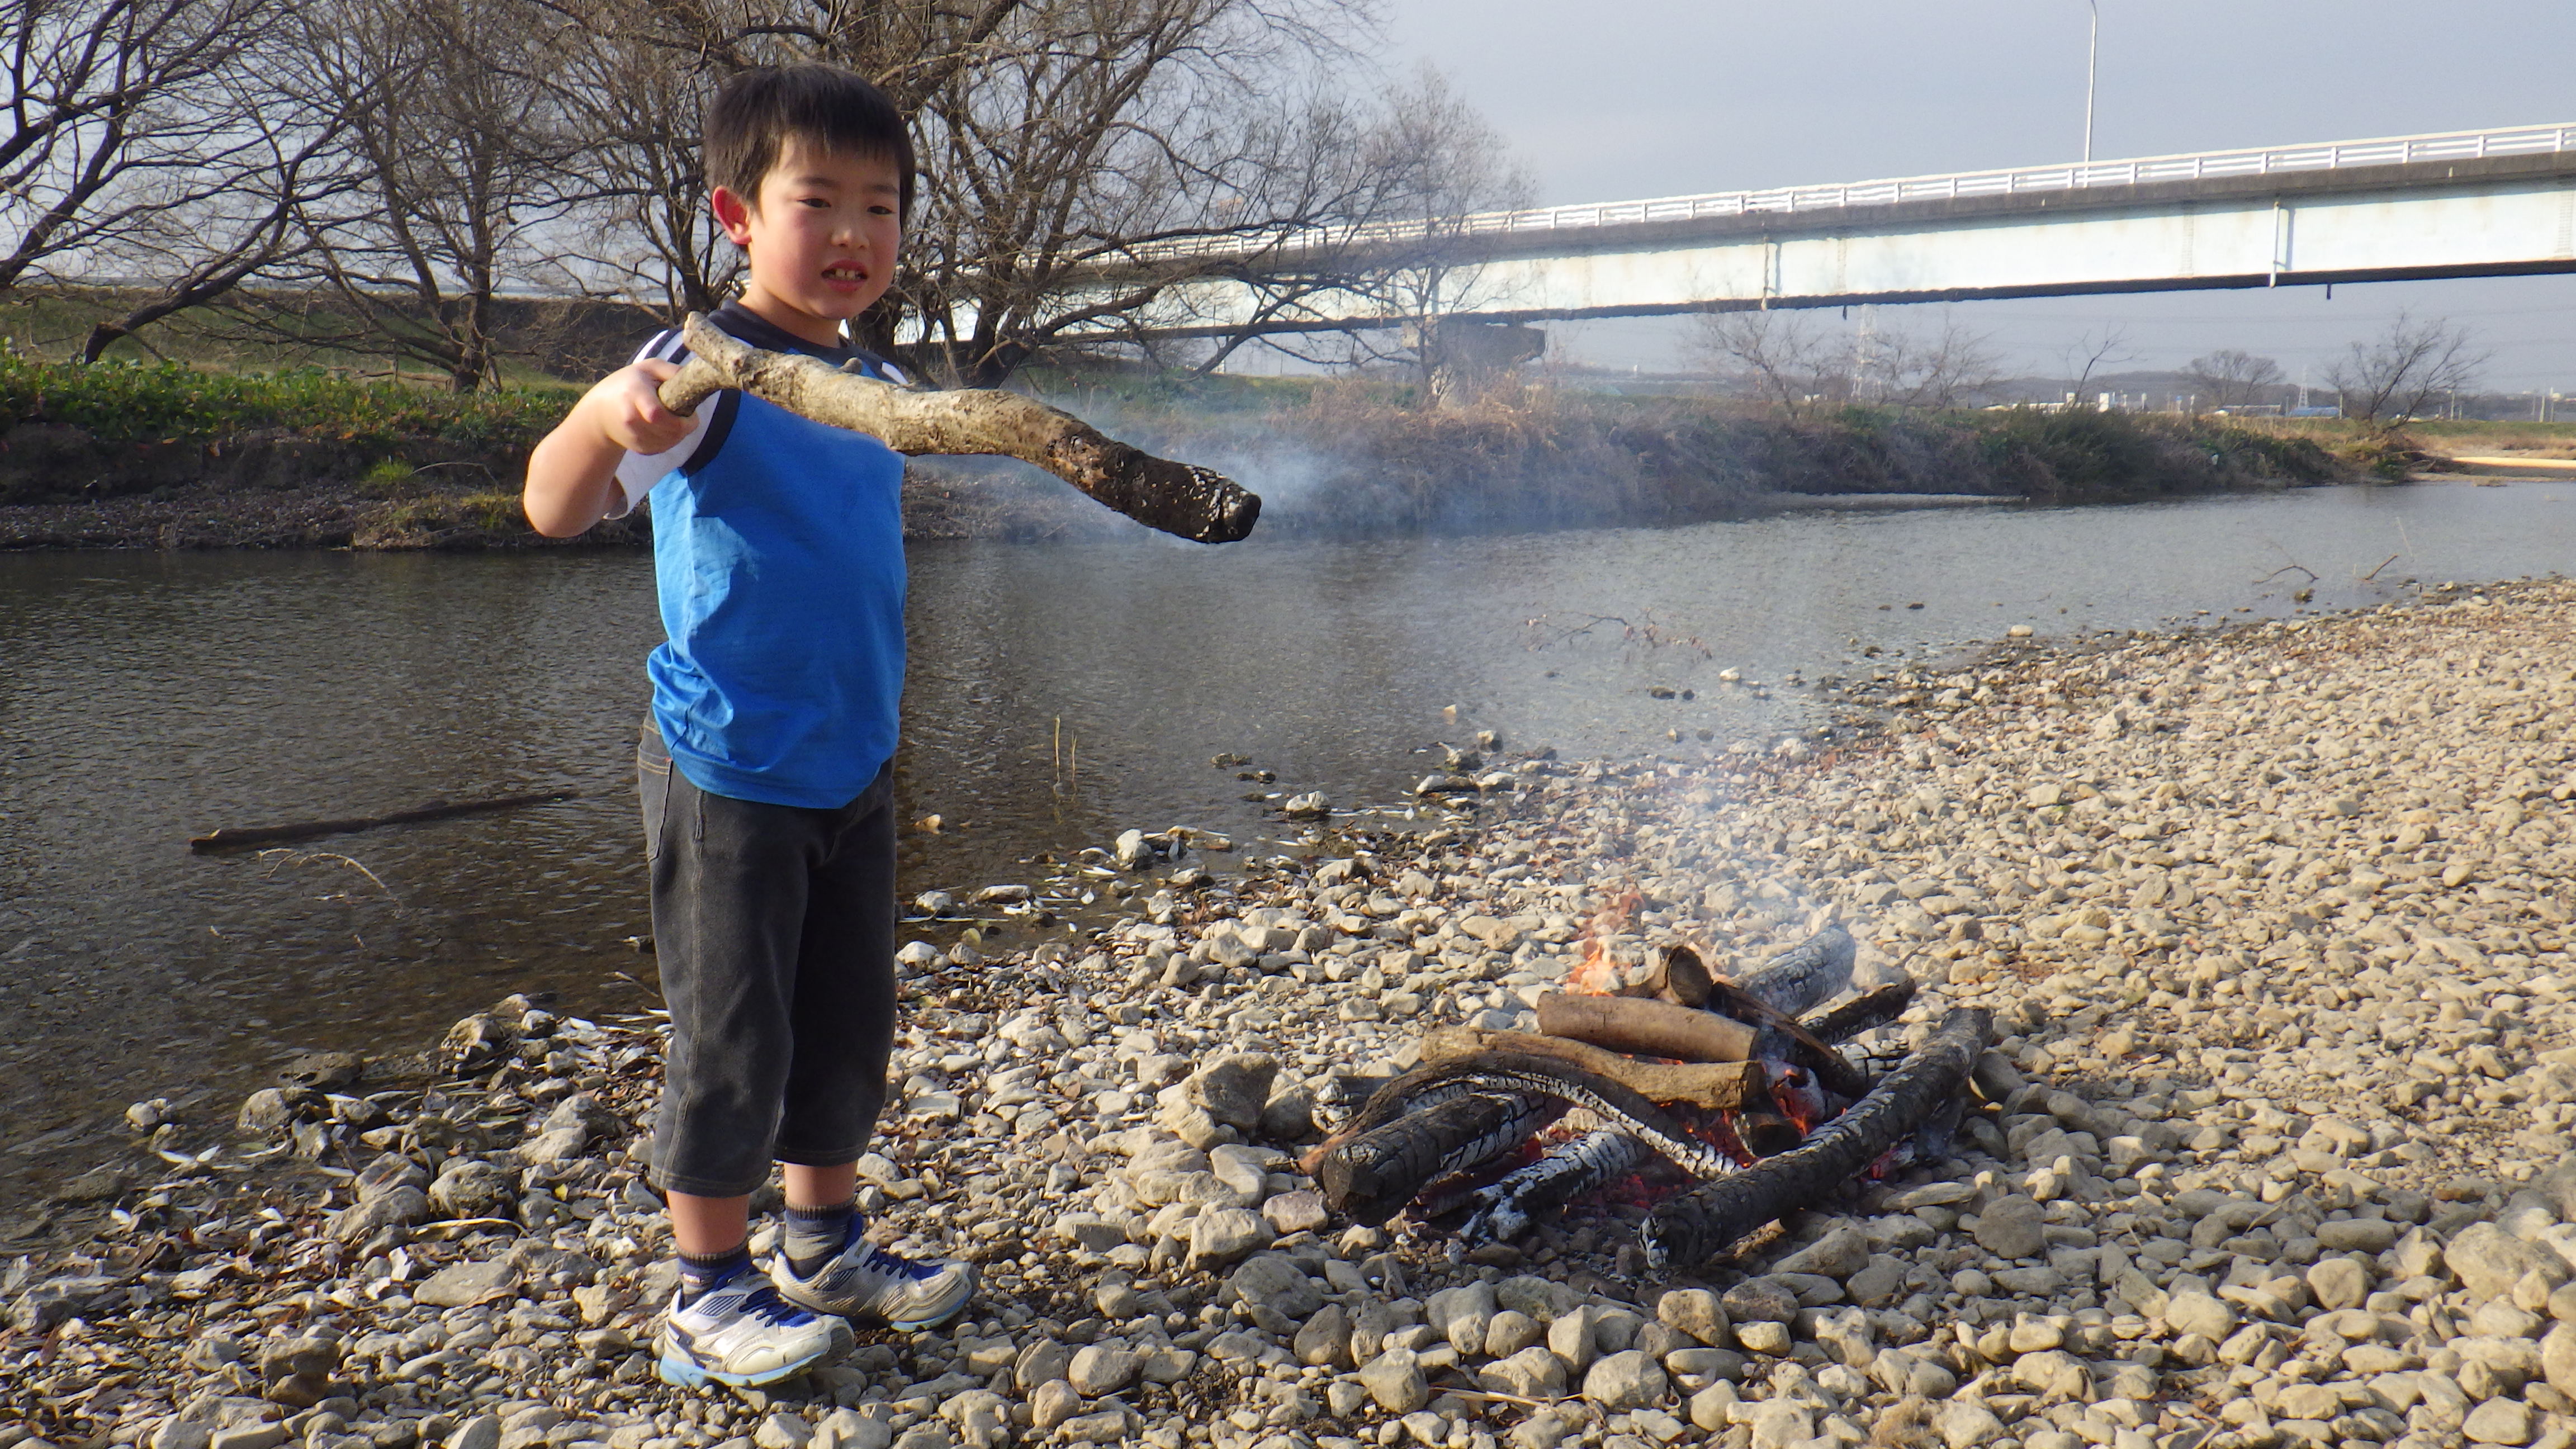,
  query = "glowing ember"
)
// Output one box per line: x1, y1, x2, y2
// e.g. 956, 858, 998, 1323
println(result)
1565, 886, 1642, 995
